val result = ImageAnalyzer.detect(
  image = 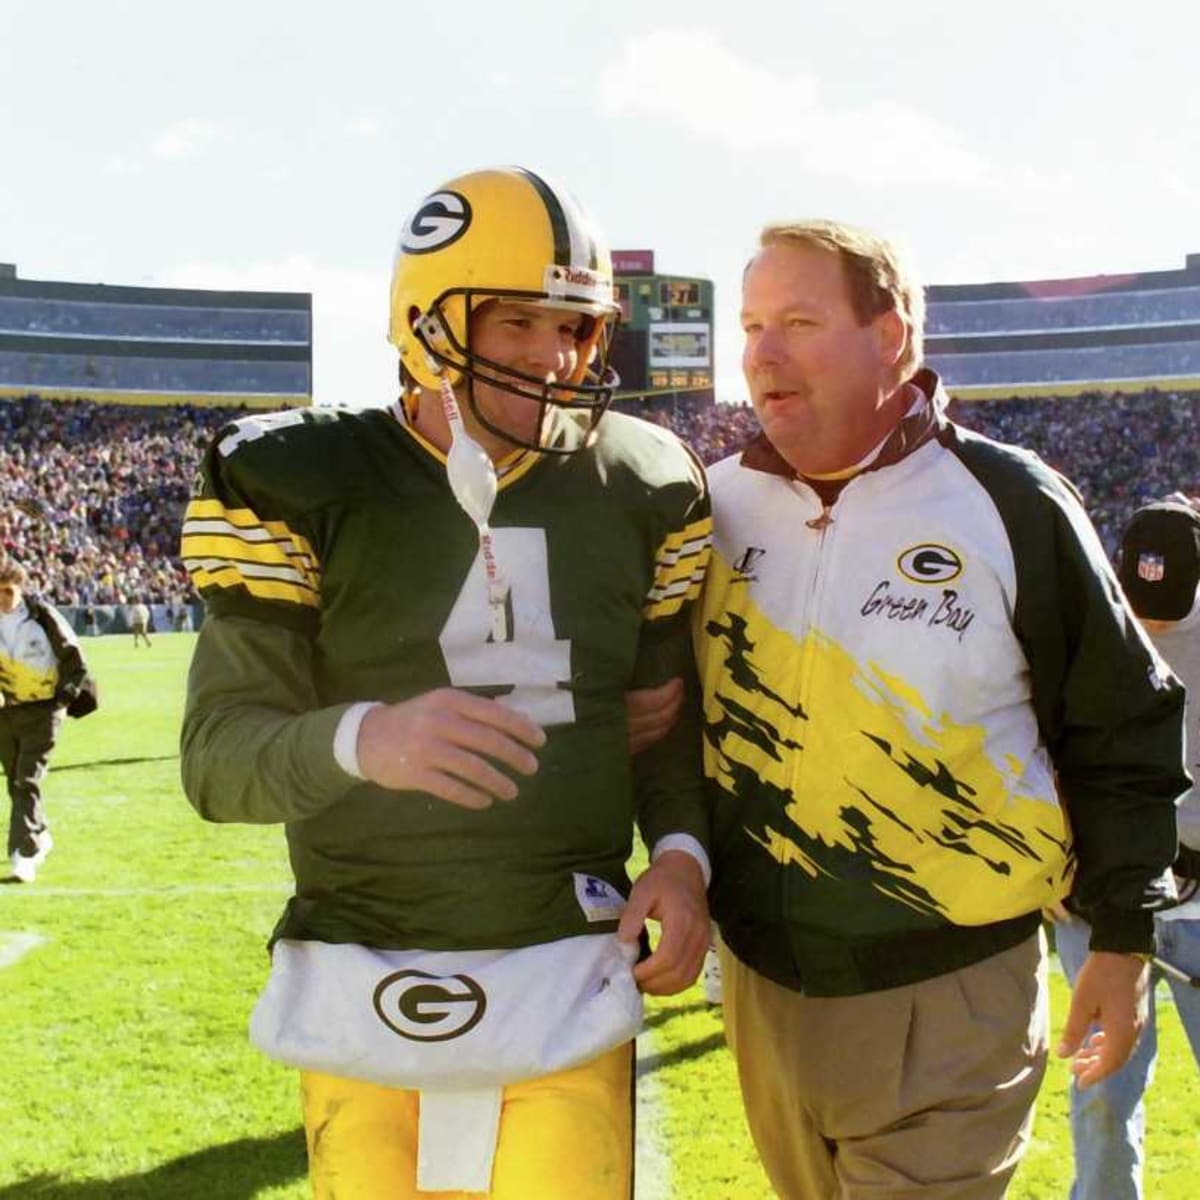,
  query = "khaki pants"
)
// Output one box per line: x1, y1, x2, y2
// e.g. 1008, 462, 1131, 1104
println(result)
721, 929, 1048, 1199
